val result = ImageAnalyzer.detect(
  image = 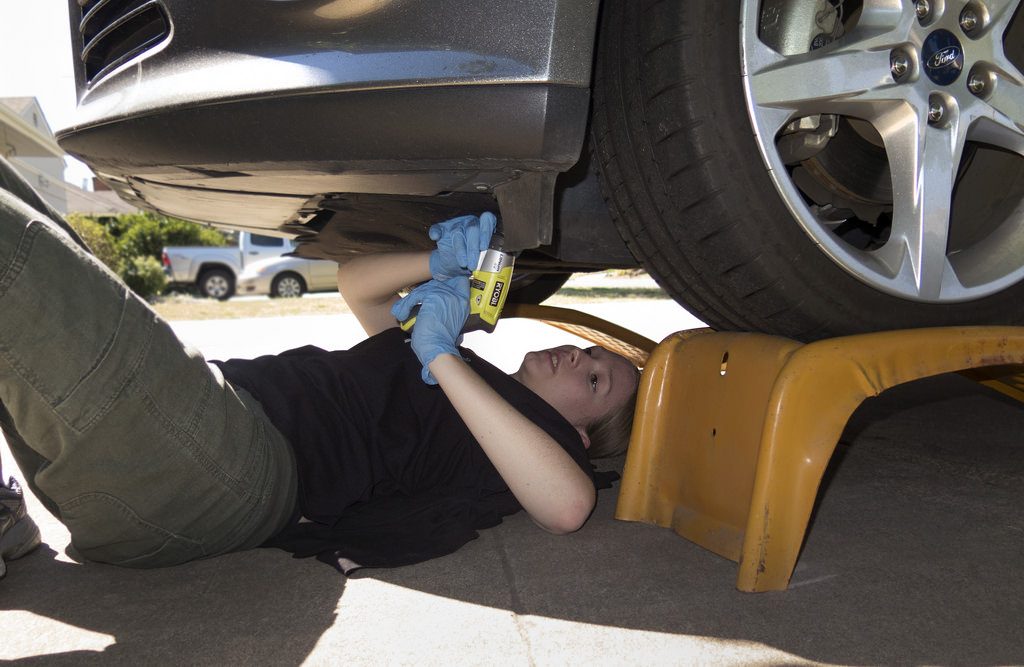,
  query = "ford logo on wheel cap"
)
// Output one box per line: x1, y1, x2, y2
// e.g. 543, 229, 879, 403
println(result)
922, 29, 964, 85
929, 47, 961, 69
